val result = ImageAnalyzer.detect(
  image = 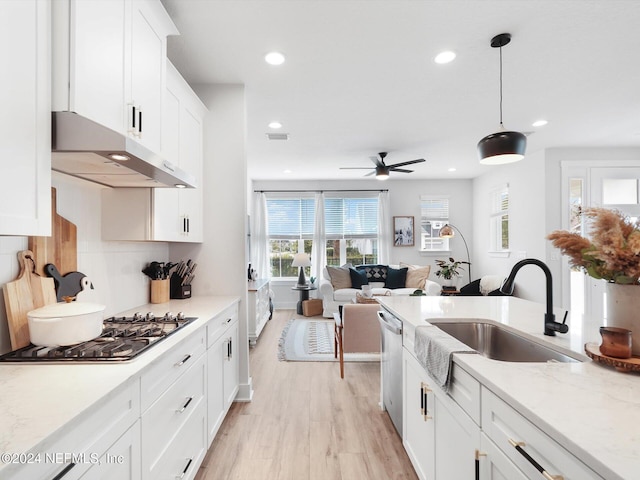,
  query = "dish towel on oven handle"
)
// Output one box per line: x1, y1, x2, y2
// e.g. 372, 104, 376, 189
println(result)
414, 325, 477, 393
